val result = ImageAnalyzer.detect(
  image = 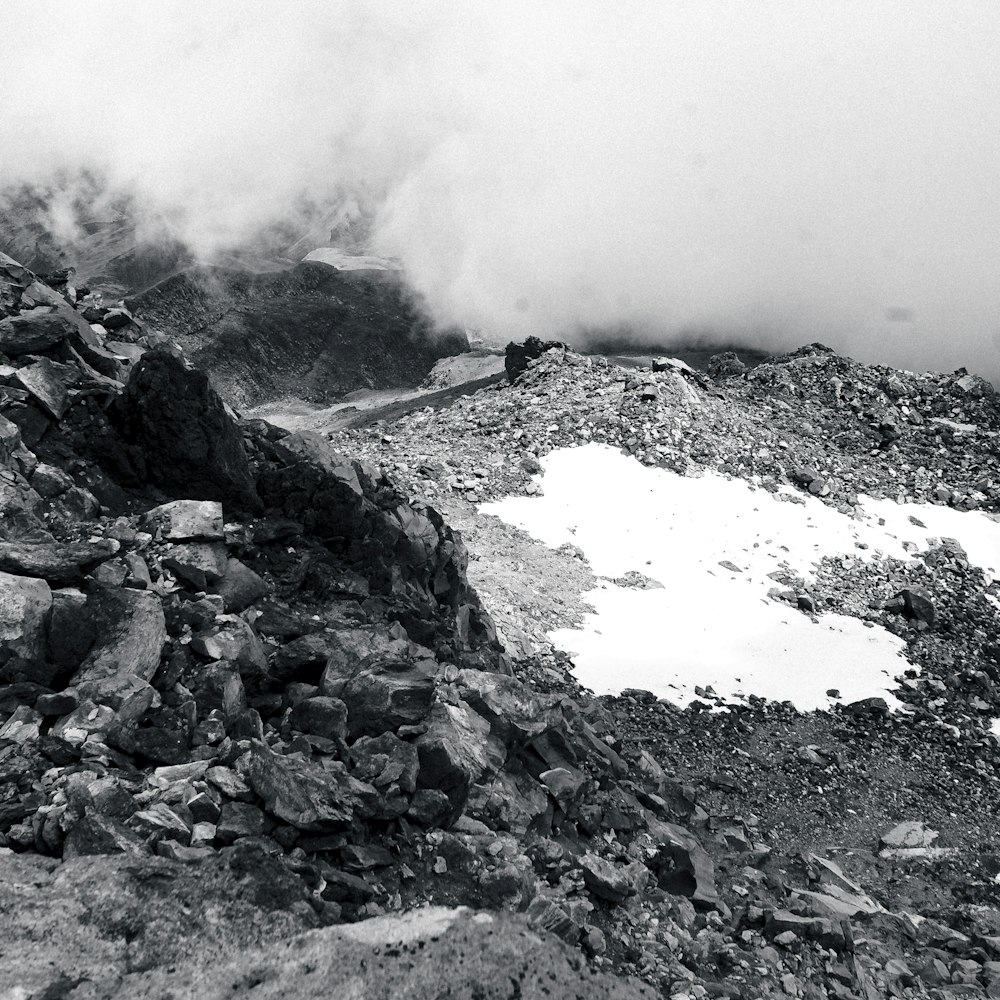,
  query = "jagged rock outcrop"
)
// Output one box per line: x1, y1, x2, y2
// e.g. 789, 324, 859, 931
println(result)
106, 349, 262, 509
